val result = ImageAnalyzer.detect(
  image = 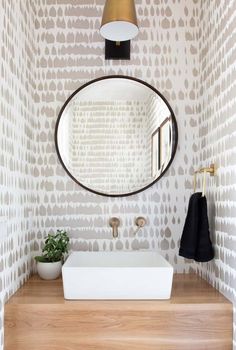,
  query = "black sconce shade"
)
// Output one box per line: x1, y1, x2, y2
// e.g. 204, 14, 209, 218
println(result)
105, 39, 130, 60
